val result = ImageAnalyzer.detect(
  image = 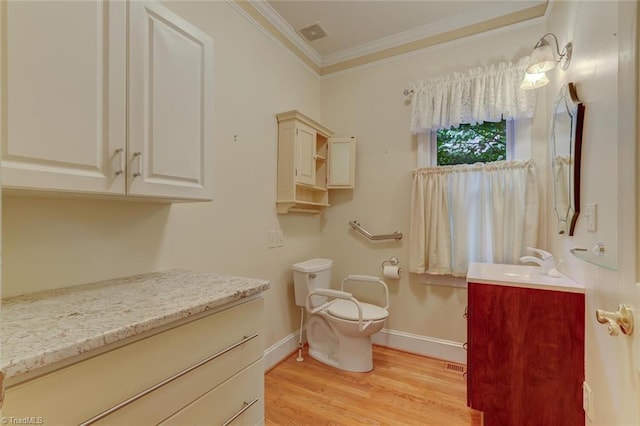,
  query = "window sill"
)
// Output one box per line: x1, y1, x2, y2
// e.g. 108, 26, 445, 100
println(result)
418, 274, 467, 288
